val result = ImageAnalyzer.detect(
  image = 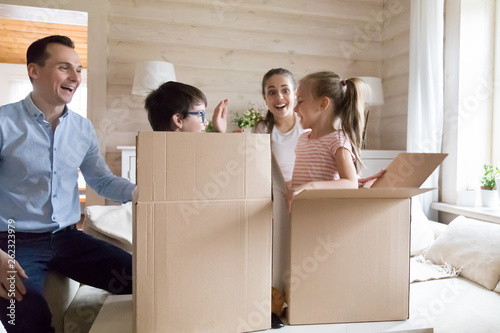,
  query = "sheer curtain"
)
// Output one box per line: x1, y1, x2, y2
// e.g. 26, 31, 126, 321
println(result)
407, 0, 445, 219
